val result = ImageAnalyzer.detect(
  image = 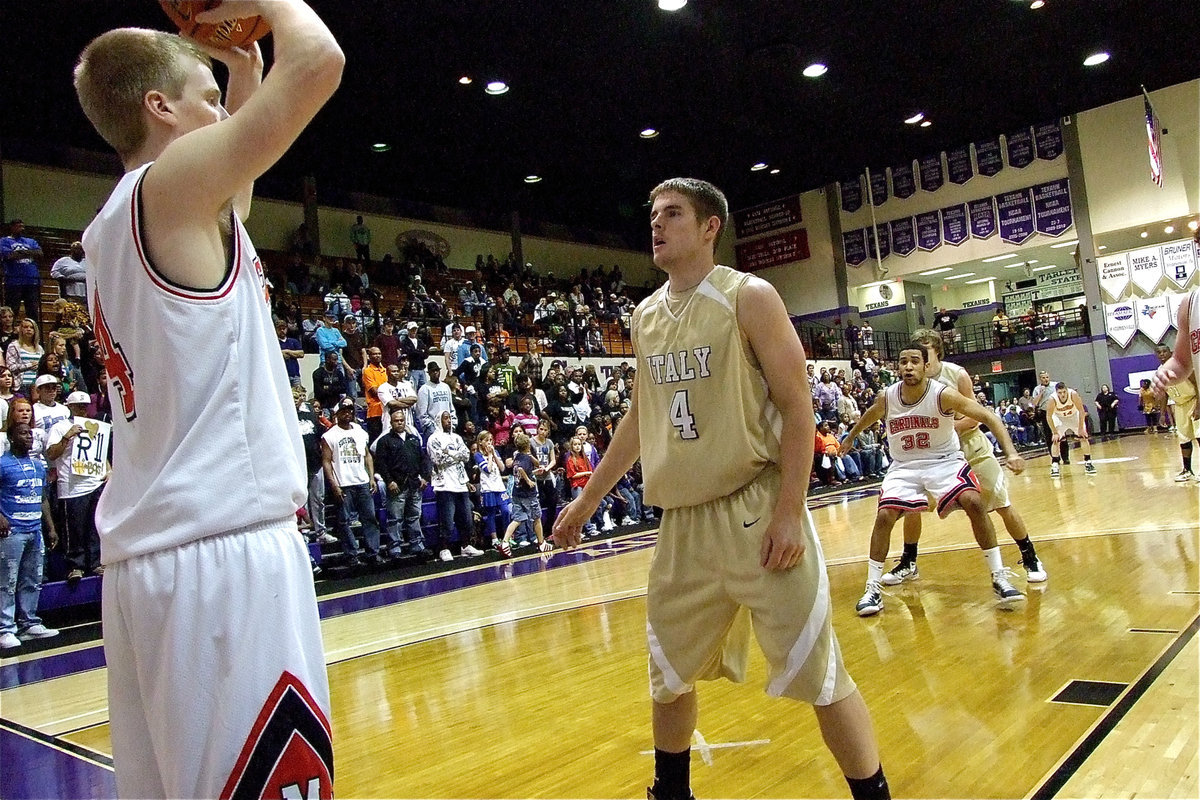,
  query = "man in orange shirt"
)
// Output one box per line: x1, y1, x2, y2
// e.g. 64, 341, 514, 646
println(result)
362, 346, 388, 441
